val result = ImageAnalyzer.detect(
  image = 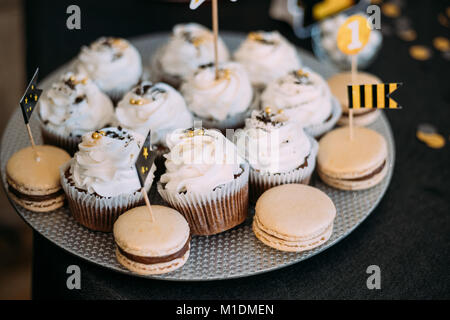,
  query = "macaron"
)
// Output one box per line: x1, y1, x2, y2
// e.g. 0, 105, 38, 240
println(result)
6, 145, 71, 212
253, 184, 336, 252
317, 126, 388, 190
327, 71, 382, 126
113, 205, 190, 275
